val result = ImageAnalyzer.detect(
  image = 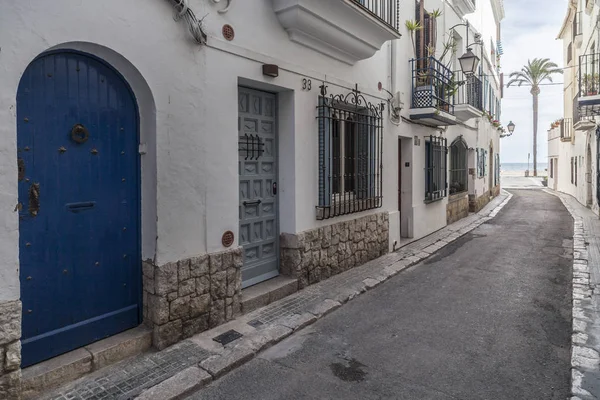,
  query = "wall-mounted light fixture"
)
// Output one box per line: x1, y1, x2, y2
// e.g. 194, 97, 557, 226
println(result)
262, 64, 279, 78
449, 21, 482, 77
